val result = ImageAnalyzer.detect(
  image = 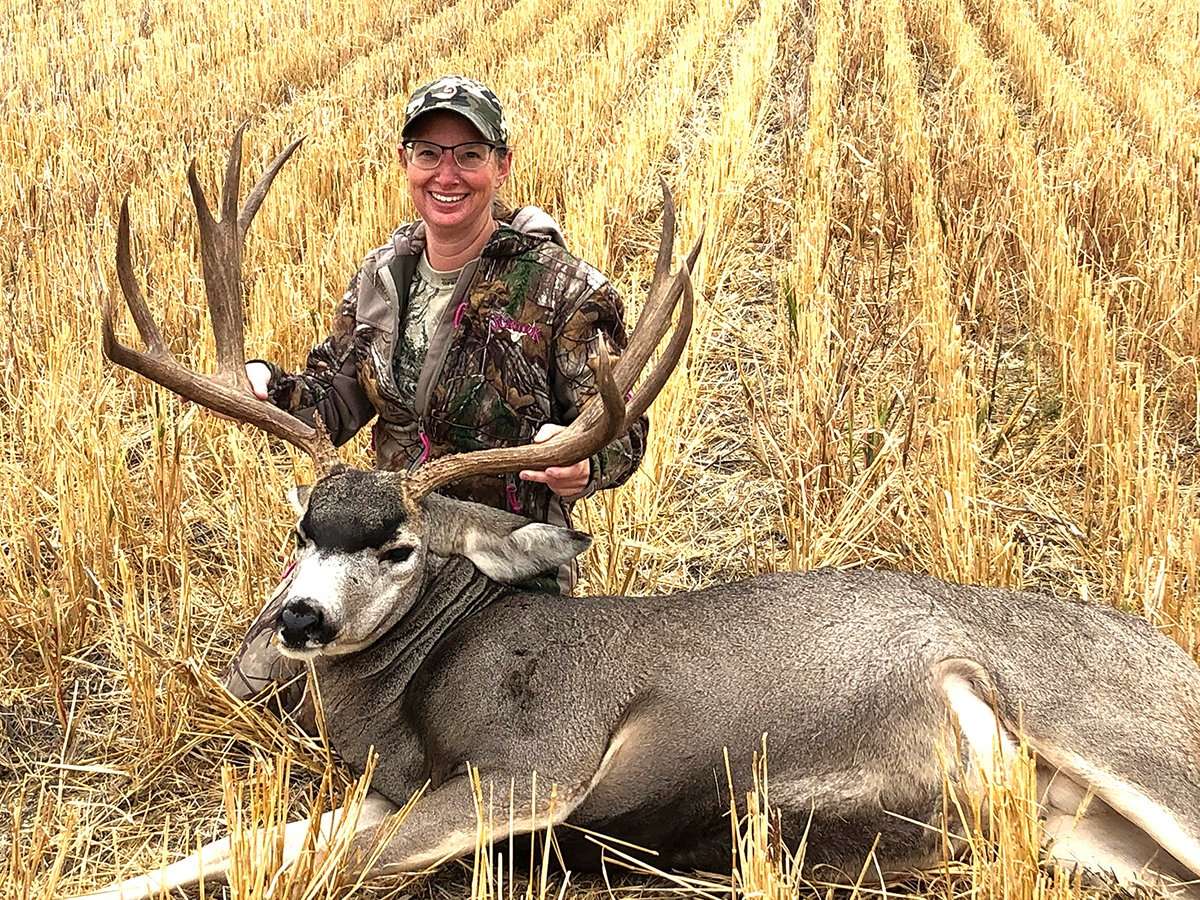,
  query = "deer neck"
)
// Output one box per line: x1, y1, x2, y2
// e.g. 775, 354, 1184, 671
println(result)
314, 554, 506, 712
